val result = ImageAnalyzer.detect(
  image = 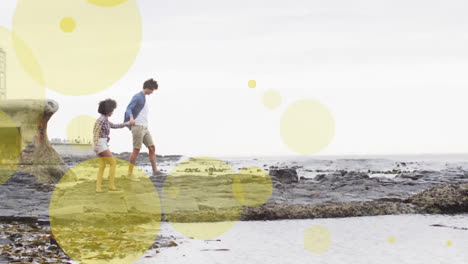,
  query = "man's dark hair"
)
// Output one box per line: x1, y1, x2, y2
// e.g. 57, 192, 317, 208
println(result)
98, 99, 117, 115
143, 78, 158, 90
